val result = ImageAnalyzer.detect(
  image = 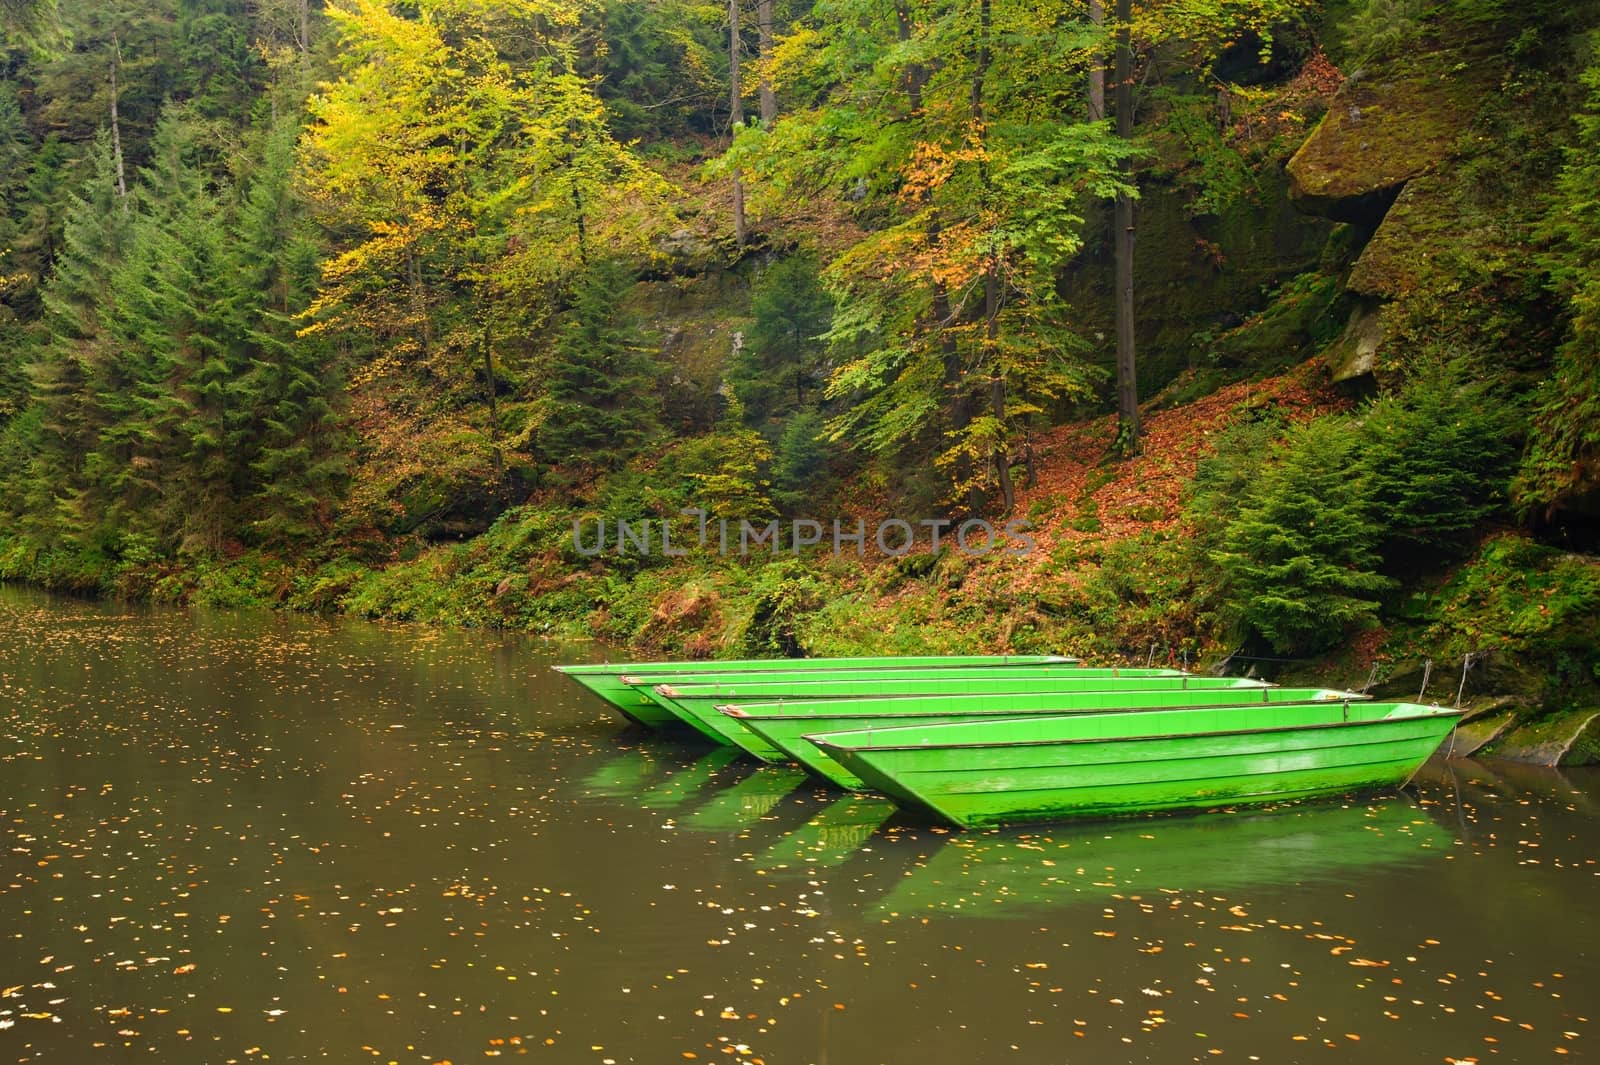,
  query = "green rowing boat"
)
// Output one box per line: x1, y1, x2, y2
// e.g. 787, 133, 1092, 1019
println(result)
725, 686, 1360, 787
552, 654, 1077, 725
810, 701, 1462, 827
656, 674, 1267, 751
